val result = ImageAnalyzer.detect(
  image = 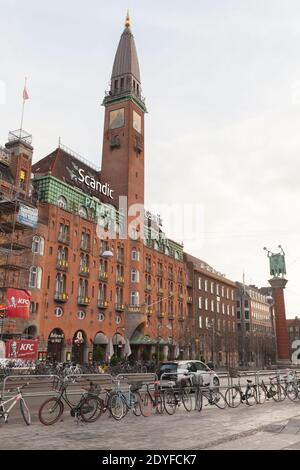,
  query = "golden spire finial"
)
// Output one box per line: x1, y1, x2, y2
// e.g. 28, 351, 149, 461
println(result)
125, 9, 131, 28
